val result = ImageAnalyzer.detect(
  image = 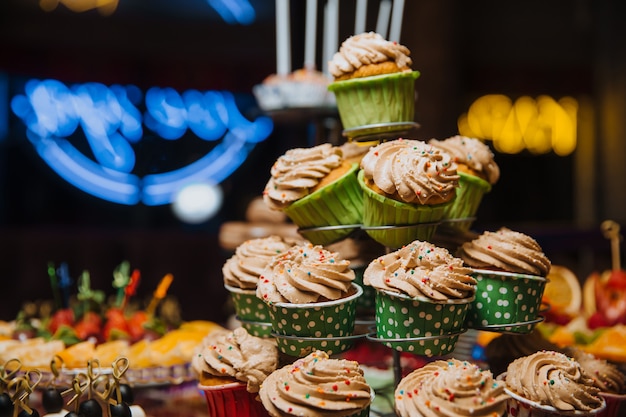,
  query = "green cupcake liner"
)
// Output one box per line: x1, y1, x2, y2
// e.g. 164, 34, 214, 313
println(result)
225, 284, 272, 338
373, 289, 472, 356
328, 71, 420, 129
465, 269, 547, 332
272, 333, 364, 357
266, 284, 362, 356
440, 172, 492, 232
358, 171, 451, 249
284, 164, 363, 246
